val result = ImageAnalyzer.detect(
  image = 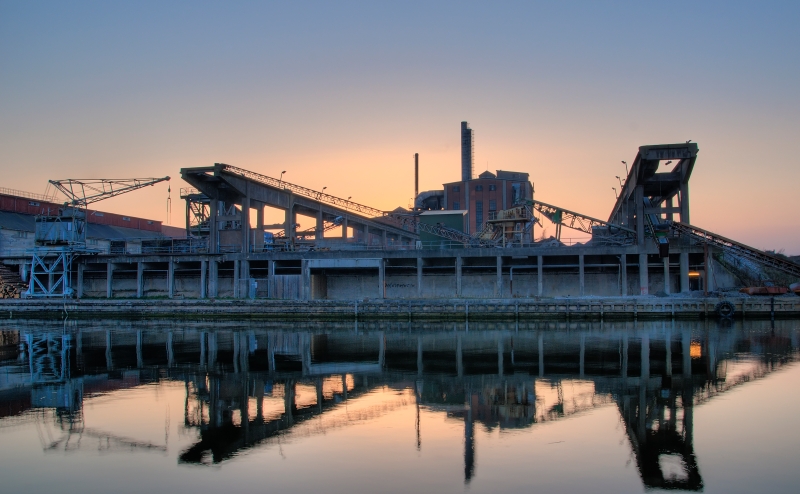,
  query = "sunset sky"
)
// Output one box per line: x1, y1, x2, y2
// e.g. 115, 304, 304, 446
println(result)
2, 1, 798, 253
